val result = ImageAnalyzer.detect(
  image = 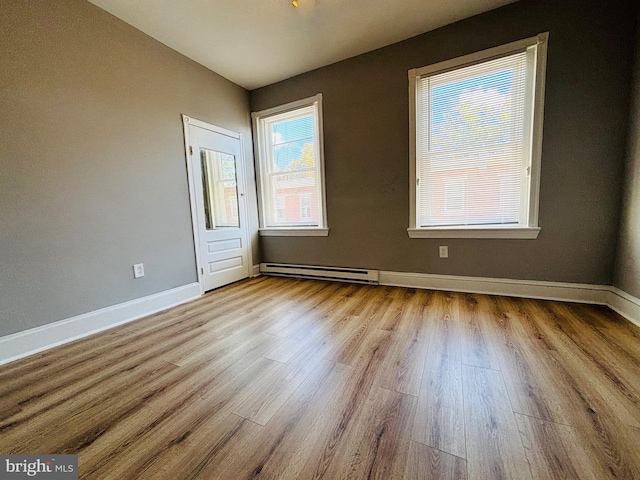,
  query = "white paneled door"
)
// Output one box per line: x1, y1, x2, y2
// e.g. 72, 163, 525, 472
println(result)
188, 122, 249, 292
